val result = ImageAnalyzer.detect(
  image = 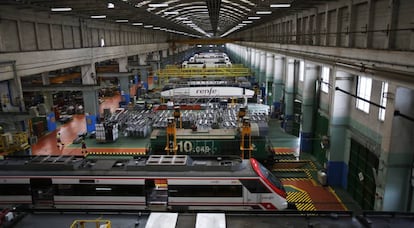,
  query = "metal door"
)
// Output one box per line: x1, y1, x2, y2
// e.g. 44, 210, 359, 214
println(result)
347, 138, 378, 210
